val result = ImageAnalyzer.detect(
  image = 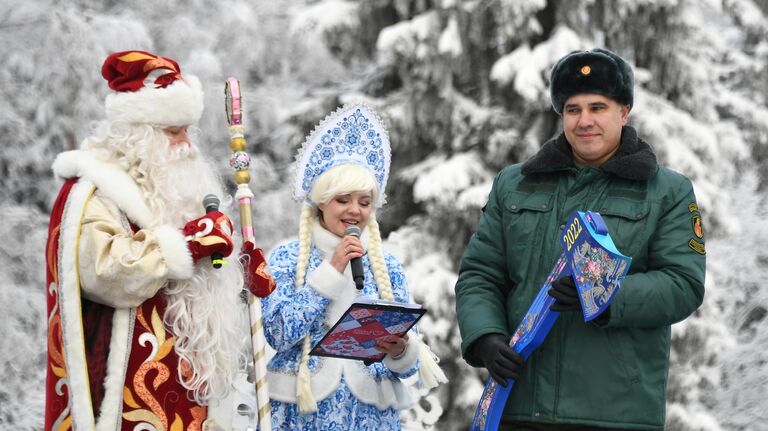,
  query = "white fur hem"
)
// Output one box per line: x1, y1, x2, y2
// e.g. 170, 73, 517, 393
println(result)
268, 359, 342, 404
382, 335, 419, 373
105, 75, 204, 127
344, 361, 413, 410
307, 260, 349, 300
154, 224, 194, 279
52, 150, 155, 229
267, 358, 413, 411
95, 309, 131, 430
59, 180, 97, 429
307, 261, 360, 326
